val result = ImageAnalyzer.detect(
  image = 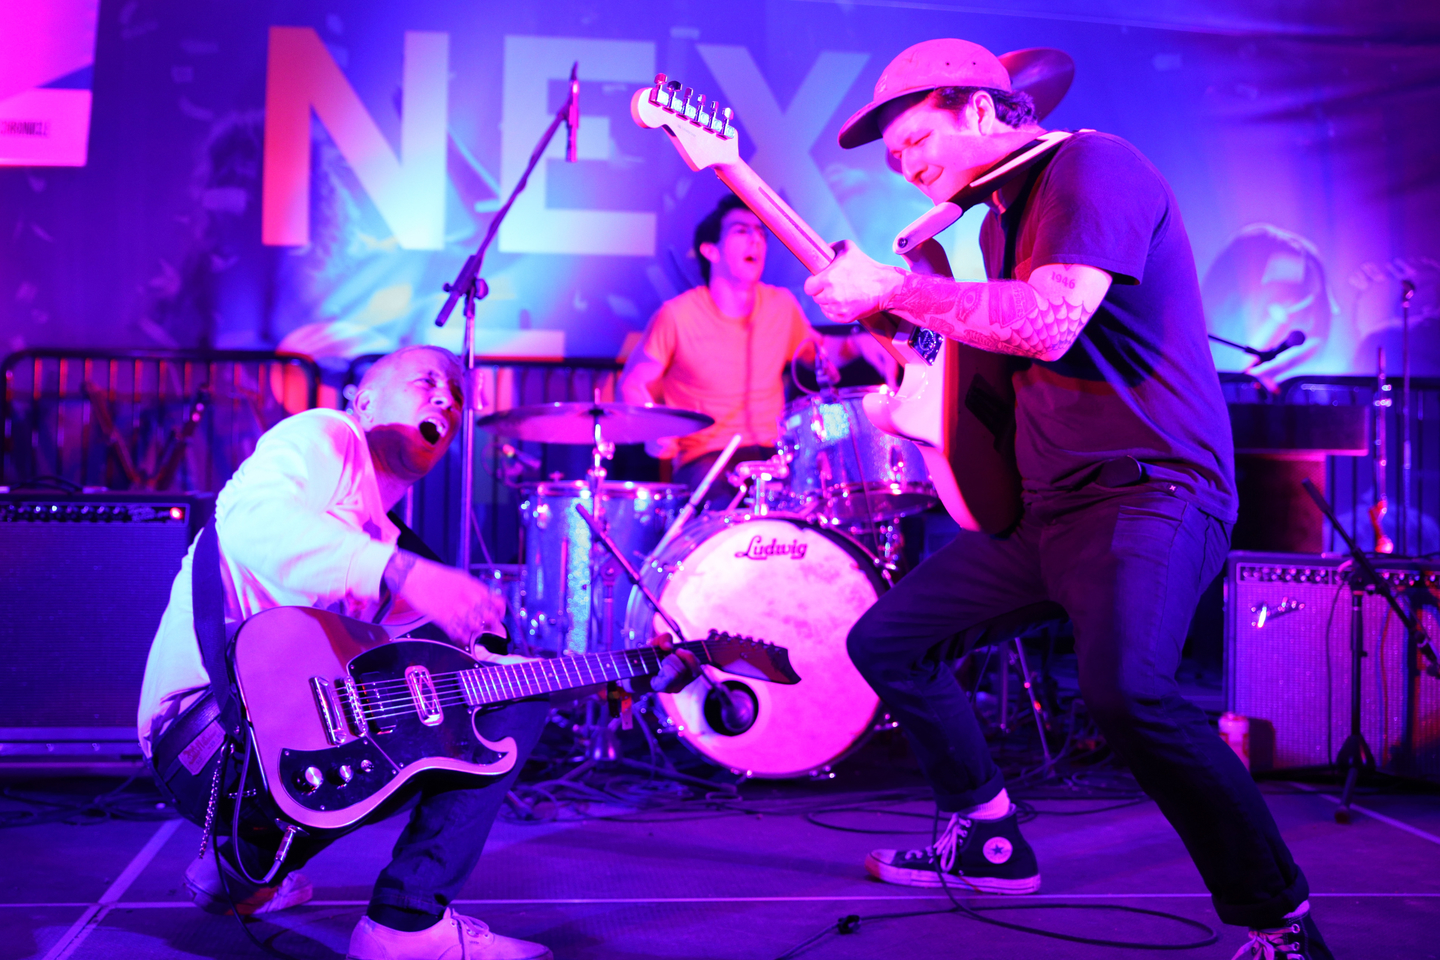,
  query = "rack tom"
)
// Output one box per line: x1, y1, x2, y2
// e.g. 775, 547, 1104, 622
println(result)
779, 386, 937, 523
